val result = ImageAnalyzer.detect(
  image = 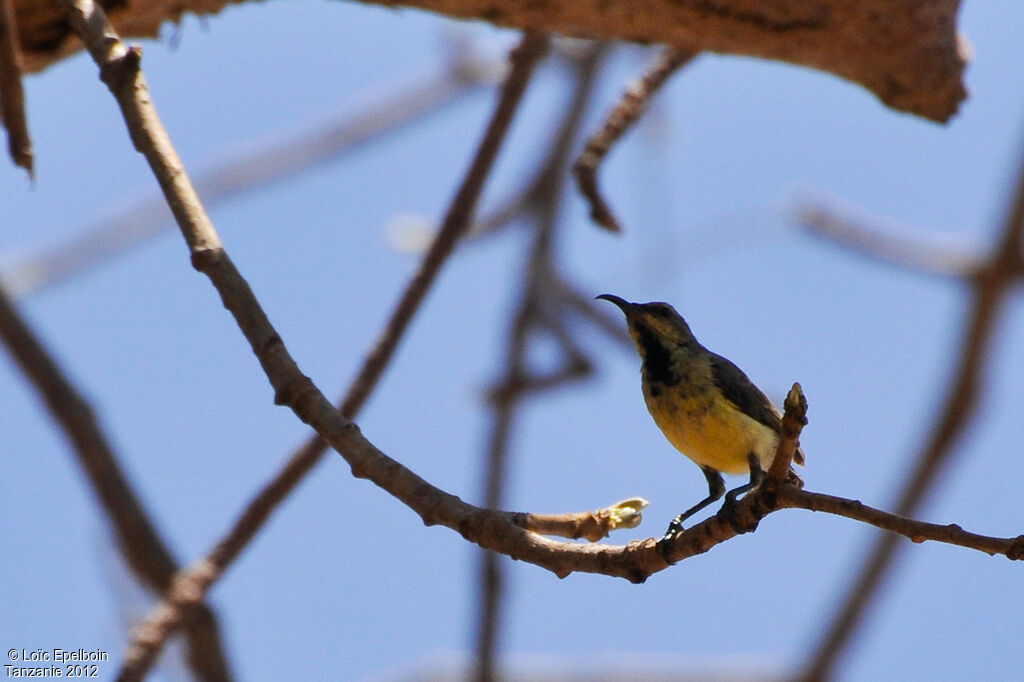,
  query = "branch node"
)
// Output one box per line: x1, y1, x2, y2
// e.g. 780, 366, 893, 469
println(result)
189, 246, 220, 273
1007, 536, 1024, 561
272, 372, 316, 408
99, 43, 141, 91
